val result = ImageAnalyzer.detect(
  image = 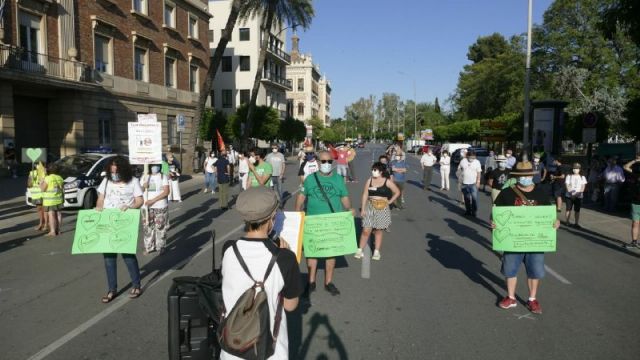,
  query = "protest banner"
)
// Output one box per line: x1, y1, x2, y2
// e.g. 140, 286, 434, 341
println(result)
492, 205, 557, 252
137, 113, 158, 123
72, 209, 141, 254
272, 211, 305, 262
21, 147, 46, 163
303, 211, 357, 258
128, 121, 162, 164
